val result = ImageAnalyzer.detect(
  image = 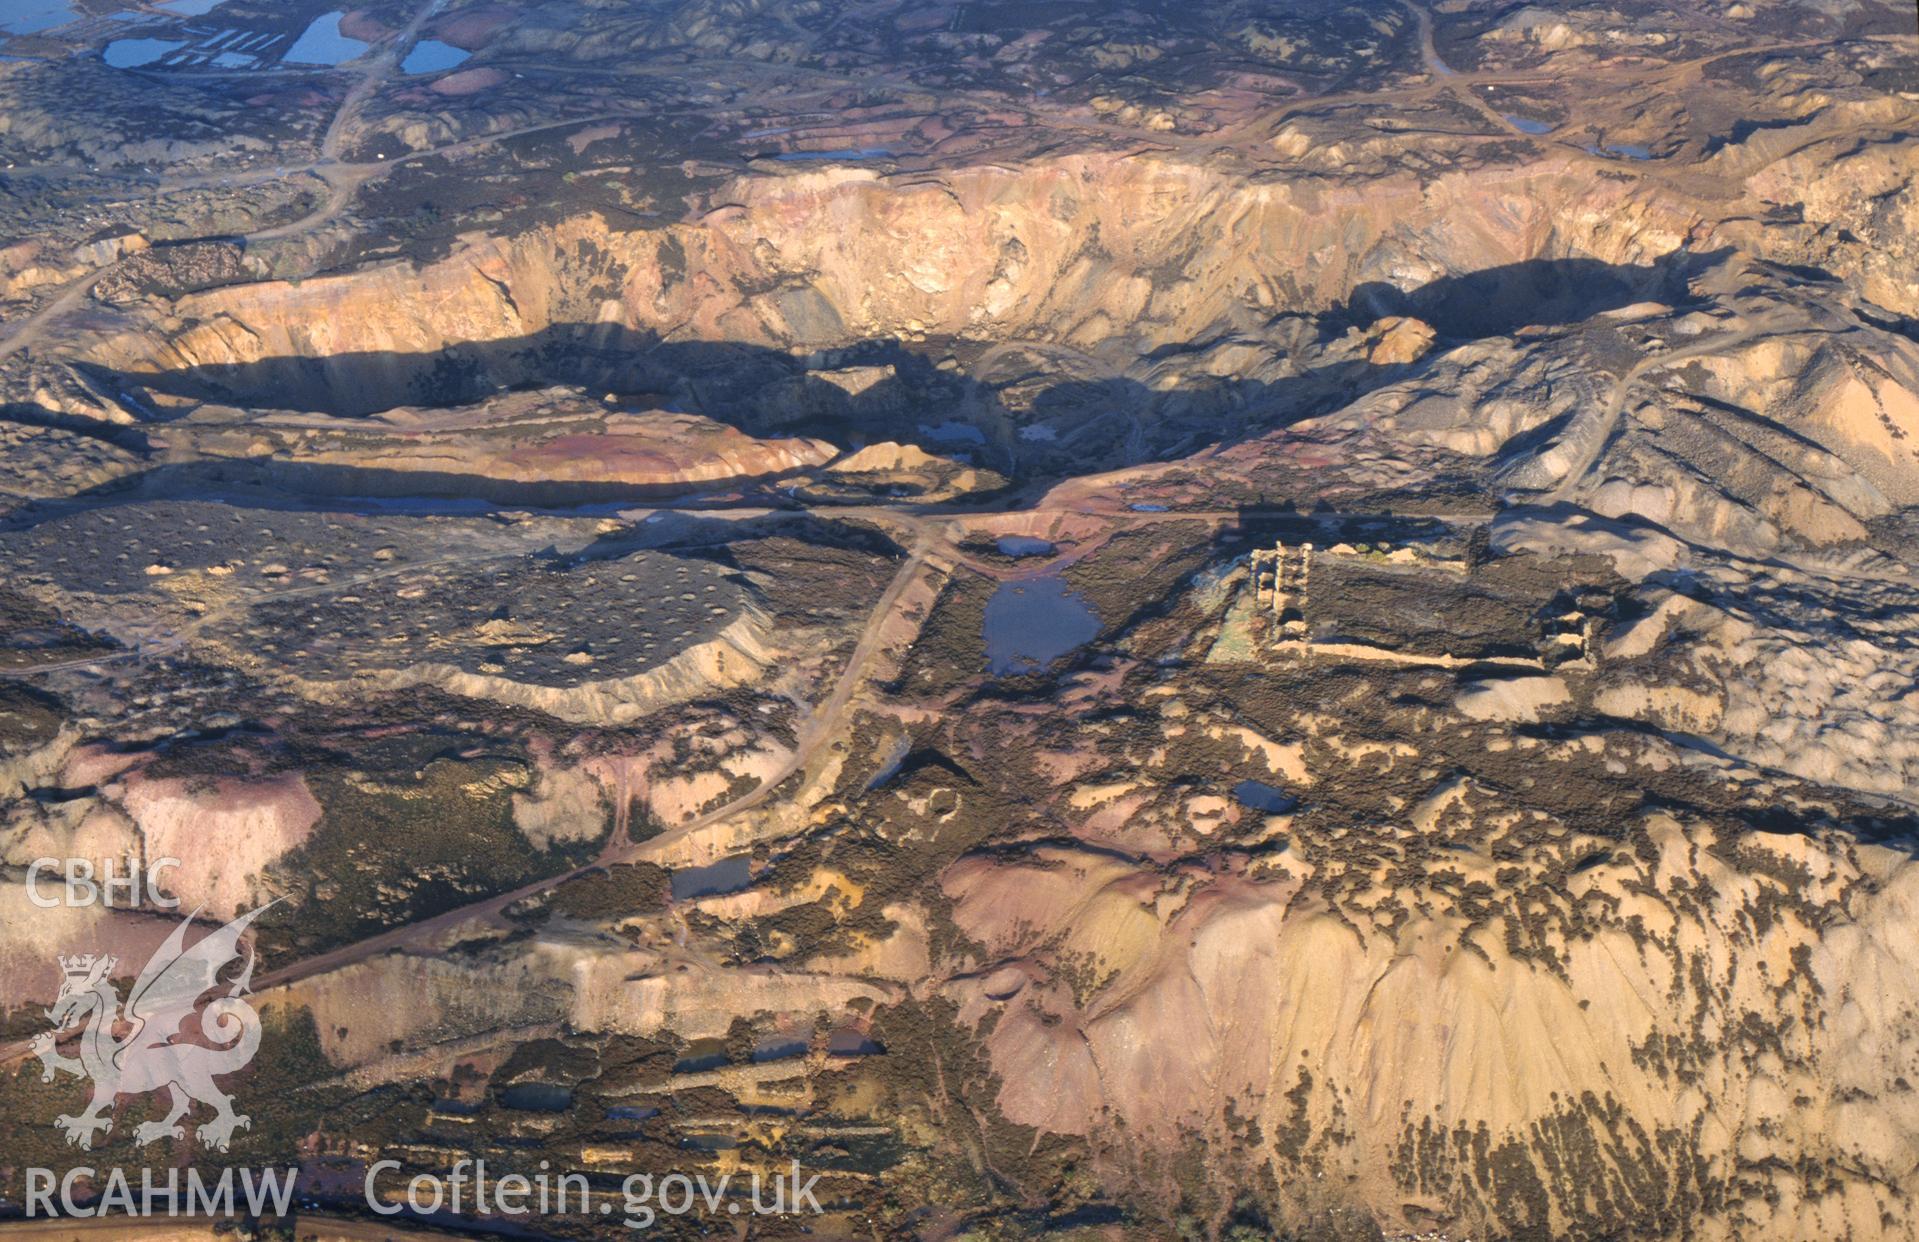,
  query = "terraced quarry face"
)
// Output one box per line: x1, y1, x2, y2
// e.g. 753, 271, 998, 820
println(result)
49, 160, 1728, 489
1, 0, 1917, 1239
